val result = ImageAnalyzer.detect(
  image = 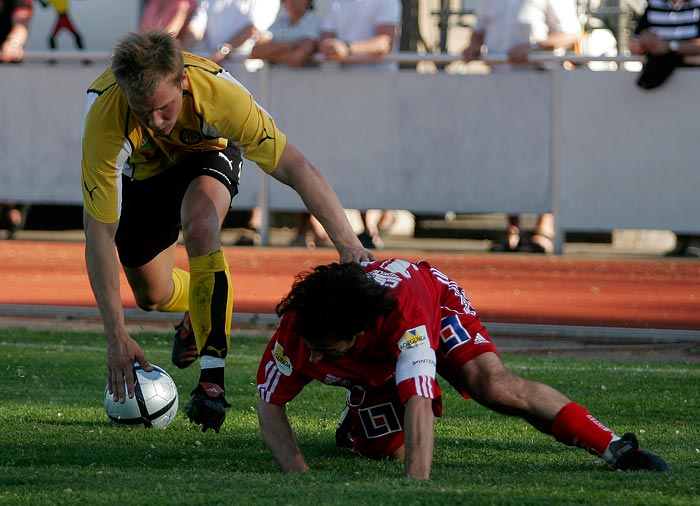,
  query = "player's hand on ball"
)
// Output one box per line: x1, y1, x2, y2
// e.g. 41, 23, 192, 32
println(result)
107, 334, 152, 403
